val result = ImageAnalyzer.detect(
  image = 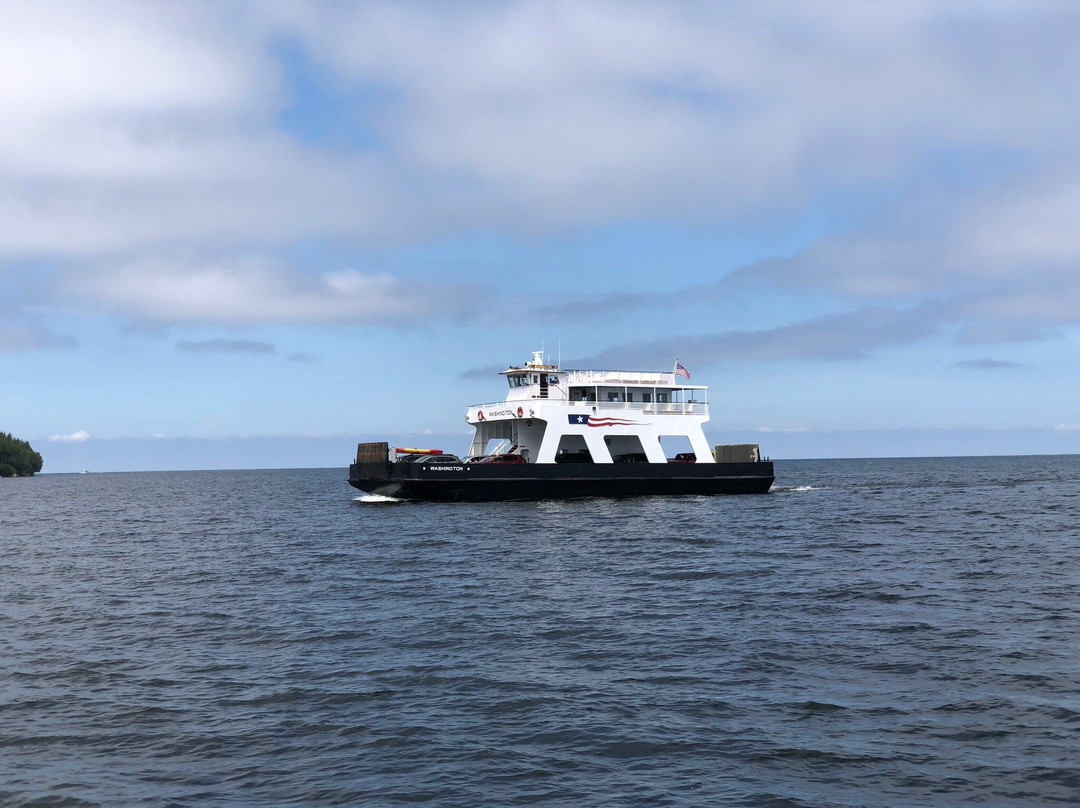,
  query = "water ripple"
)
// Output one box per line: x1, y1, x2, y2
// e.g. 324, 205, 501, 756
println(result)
2, 457, 1079, 806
